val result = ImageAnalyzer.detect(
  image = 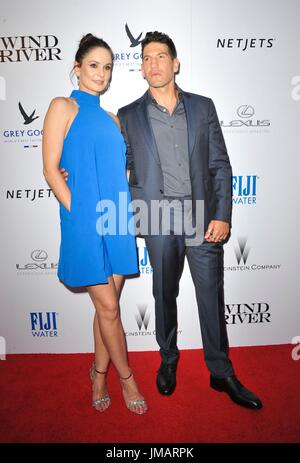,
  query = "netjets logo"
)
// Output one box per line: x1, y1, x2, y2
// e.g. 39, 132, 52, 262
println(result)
31, 249, 48, 262
125, 23, 143, 48
237, 105, 254, 118
18, 102, 39, 125
235, 237, 250, 265
135, 304, 150, 331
